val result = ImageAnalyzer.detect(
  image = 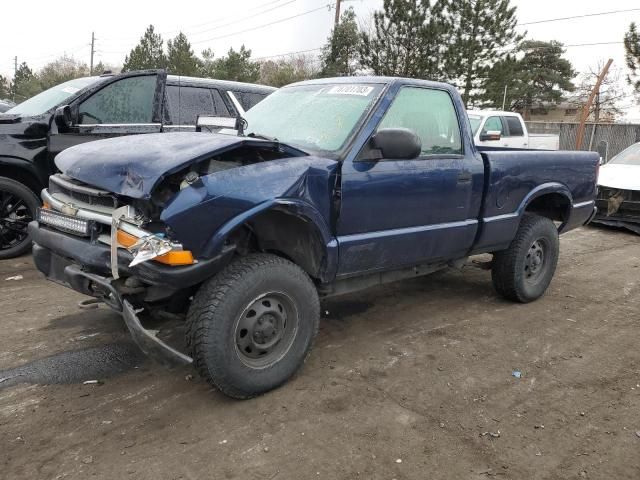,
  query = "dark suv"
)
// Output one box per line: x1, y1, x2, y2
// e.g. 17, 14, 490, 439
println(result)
0, 70, 275, 258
